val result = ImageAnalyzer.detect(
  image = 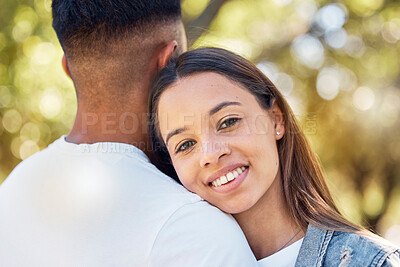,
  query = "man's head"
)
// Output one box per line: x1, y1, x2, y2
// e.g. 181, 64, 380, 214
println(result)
52, 0, 186, 107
